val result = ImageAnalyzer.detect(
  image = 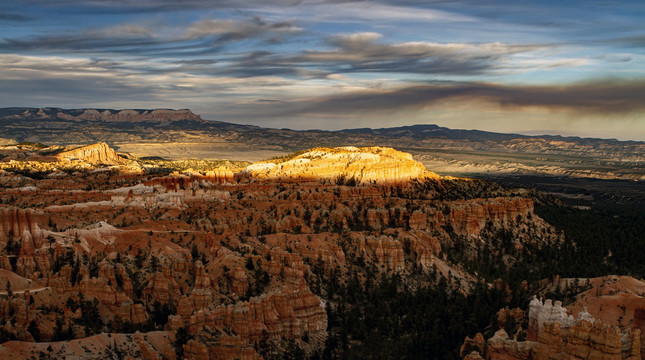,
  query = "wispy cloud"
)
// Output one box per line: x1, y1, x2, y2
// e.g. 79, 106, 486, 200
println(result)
0, 53, 300, 107
1, 22, 549, 78
257, 1, 476, 23
0, 16, 301, 56
0, 56, 162, 106
182, 17, 302, 41
297, 32, 542, 73
215, 32, 548, 77
6, 0, 471, 20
